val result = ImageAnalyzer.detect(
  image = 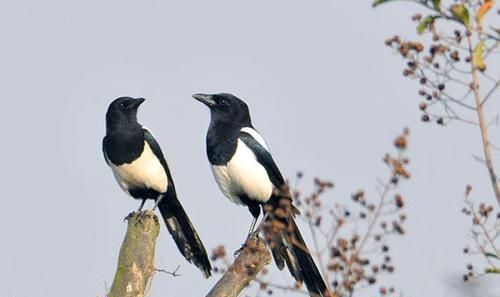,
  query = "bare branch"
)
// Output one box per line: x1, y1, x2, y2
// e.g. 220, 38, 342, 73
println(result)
155, 265, 182, 277
466, 33, 500, 207
206, 238, 272, 297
